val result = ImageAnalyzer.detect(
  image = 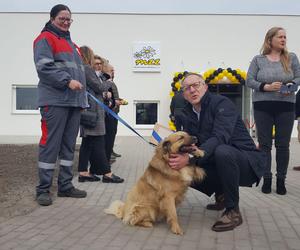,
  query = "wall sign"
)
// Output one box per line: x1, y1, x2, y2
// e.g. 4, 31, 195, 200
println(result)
132, 42, 161, 72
